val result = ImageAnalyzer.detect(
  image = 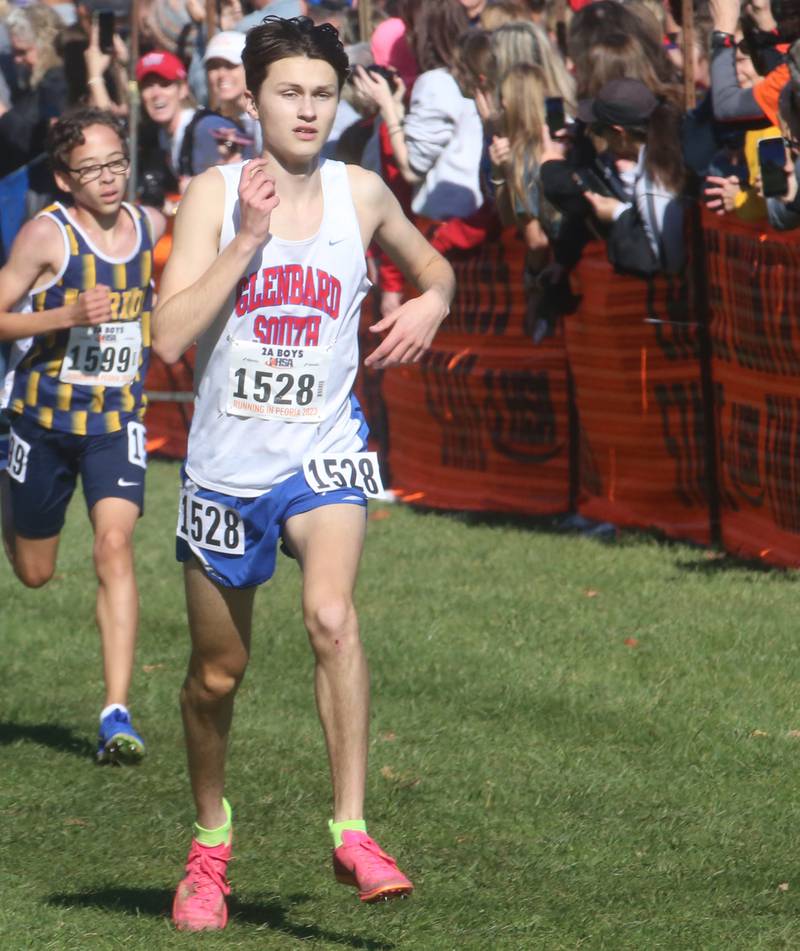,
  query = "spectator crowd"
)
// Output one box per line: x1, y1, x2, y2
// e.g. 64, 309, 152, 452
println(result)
4, 0, 800, 329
